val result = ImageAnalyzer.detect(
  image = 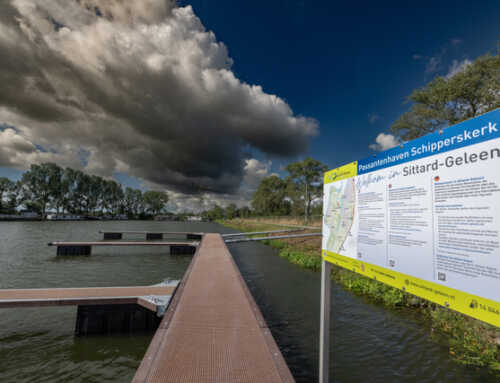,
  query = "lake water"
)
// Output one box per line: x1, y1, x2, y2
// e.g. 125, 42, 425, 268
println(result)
0, 221, 494, 382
